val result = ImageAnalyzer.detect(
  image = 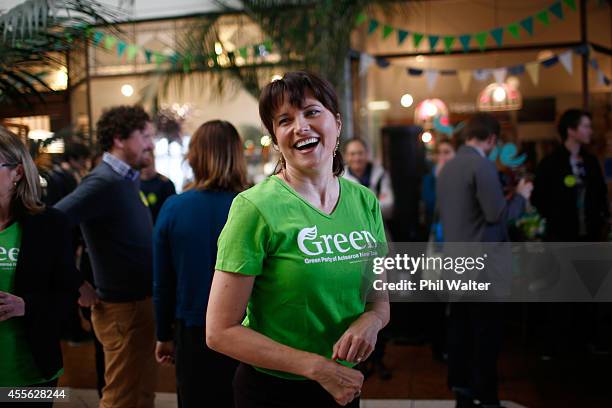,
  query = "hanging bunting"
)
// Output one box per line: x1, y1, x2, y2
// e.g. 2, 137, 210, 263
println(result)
413, 33, 424, 48
126, 45, 139, 61
428, 35, 440, 51
93, 31, 104, 46
542, 55, 559, 68
104, 35, 117, 50
154, 52, 166, 66
590, 59, 599, 70
475, 32, 488, 50
508, 64, 526, 75
549, 2, 564, 20
407, 67, 423, 76
563, 0, 576, 11
526, 61, 540, 85
264, 40, 273, 52
443, 36, 455, 54
473, 69, 491, 81
457, 70, 472, 93
425, 69, 439, 91
238, 47, 248, 60
536, 10, 550, 26
368, 20, 379, 35
382, 25, 394, 39
375, 57, 390, 68
520, 17, 534, 36
507, 23, 520, 40
355, 12, 367, 26
398, 30, 409, 45
169, 52, 180, 67
574, 44, 590, 55
493, 67, 508, 83
359, 53, 376, 76
459, 34, 471, 52
490, 28, 504, 47
596, 70, 606, 86
117, 41, 127, 57
559, 50, 573, 74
